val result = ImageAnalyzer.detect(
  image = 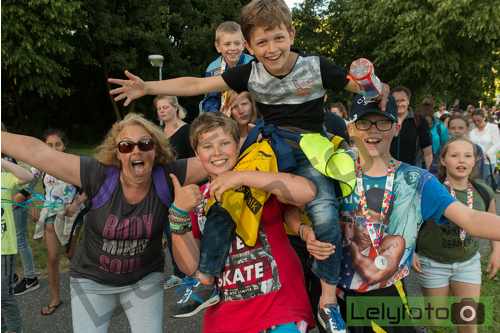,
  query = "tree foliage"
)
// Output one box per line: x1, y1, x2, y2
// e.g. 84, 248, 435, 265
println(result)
2, 0, 498, 141
1, 0, 83, 117
2, 0, 248, 140
292, 0, 500, 109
